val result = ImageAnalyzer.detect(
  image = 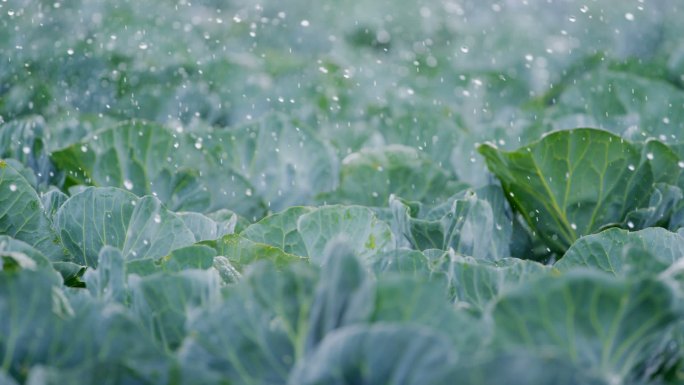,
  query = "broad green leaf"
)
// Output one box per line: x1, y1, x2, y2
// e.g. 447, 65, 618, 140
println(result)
211, 234, 305, 271
154, 244, 216, 273
211, 113, 338, 211
491, 272, 679, 383
297, 205, 394, 264
0, 236, 51, 270
369, 248, 432, 278
40, 188, 68, 222
640, 140, 683, 186
178, 261, 318, 385
479, 128, 653, 253
390, 186, 513, 260
304, 241, 374, 352
206, 209, 250, 233
240, 206, 314, 257
177, 212, 235, 242
547, 69, 684, 139
289, 324, 457, 385
55, 187, 195, 267
129, 269, 222, 351
50, 121, 266, 218
0, 268, 171, 384
556, 227, 684, 278
83, 246, 127, 302
0, 160, 61, 260
456, 352, 609, 385
621, 183, 682, 230
320, 145, 462, 206
445, 255, 552, 313
0, 117, 53, 187
362, 97, 467, 177
371, 276, 483, 349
